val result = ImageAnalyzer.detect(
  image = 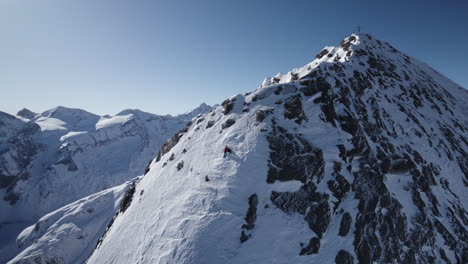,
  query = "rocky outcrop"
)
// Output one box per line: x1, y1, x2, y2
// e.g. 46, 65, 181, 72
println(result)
240, 194, 258, 243
266, 124, 324, 184
156, 121, 192, 162
335, 250, 354, 264
338, 212, 352, 237
283, 95, 306, 124
222, 119, 236, 129
300, 237, 320, 255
